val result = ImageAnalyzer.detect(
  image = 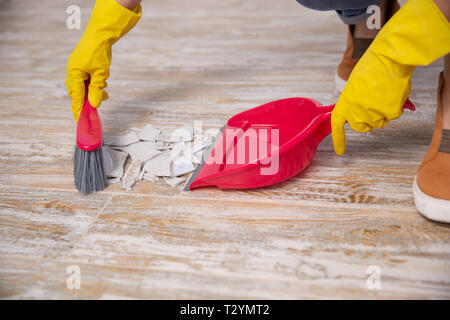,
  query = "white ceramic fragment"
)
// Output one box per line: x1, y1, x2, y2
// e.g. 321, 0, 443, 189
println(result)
114, 140, 168, 153
104, 131, 139, 147
155, 145, 170, 151
142, 172, 158, 183
120, 141, 161, 163
136, 124, 161, 141
189, 127, 217, 155
152, 140, 170, 151
102, 146, 128, 178
164, 177, 186, 187
140, 151, 172, 177
203, 130, 218, 145
121, 160, 142, 190
107, 177, 121, 185
191, 143, 207, 155
191, 153, 201, 164
137, 168, 145, 181
171, 141, 186, 156
162, 126, 194, 143
171, 156, 195, 177
185, 141, 211, 164
102, 126, 220, 189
